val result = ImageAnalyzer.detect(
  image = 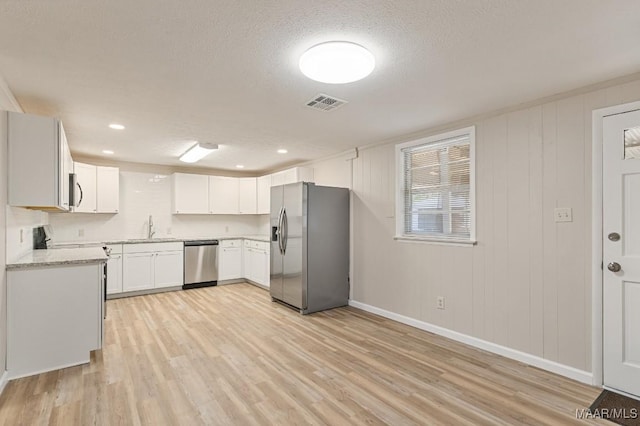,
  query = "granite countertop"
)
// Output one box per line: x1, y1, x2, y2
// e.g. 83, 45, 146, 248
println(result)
7, 247, 109, 270
49, 235, 270, 248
